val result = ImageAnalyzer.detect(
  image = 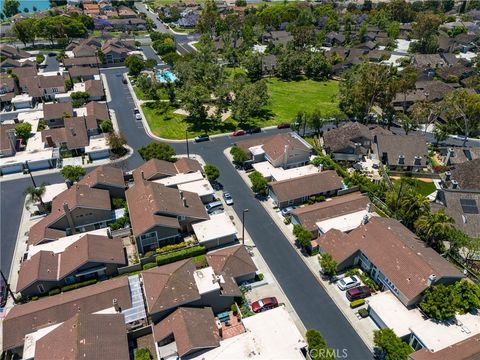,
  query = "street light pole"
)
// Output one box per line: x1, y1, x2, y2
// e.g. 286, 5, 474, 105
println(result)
0, 269, 16, 304
25, 161, 37, 188
242, 209, 249, 245
185, 130, 190, 159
